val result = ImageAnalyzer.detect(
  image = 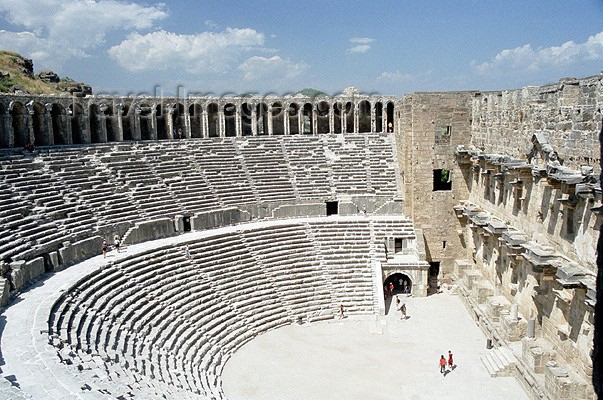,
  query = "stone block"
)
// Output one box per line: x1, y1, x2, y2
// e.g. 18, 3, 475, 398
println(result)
122, 218, 176, 245
463, 269, 481, 290
174, 215, 185, 233
23, 256, 45, 283
59, 236, 102, 266
0, 278, 10, 307
191, 208, 251, 231
544, 361, 589, 400
272, 203, 325, 218
501, 314, 527, 342
9, 260, 25, 291
48, 251, 60, 271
